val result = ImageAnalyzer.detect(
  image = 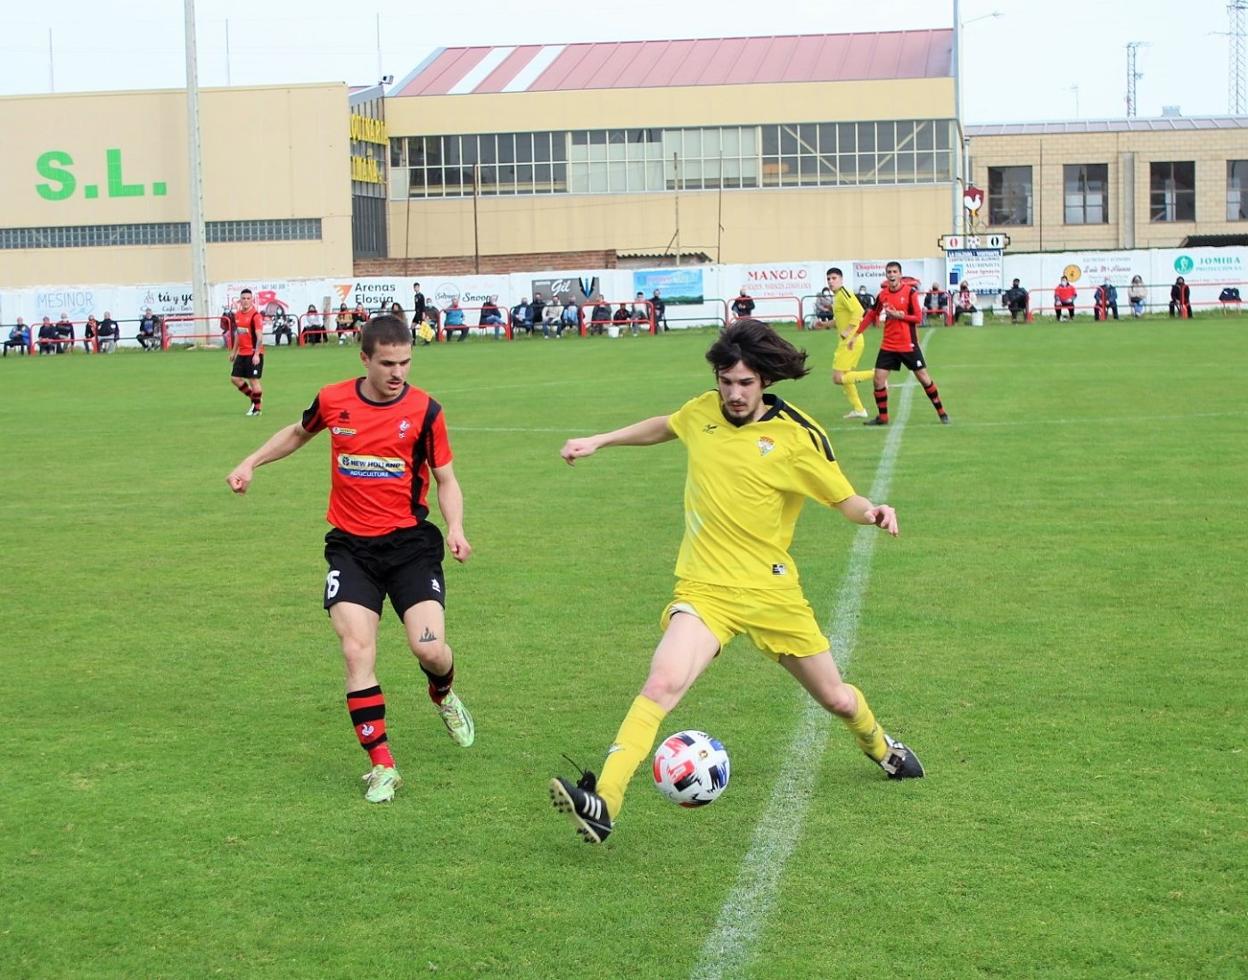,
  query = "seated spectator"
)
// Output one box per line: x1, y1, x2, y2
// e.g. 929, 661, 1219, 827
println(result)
137, 308, 162, 350
1002, 279, 1029, 323
479, 296, 505, 339
1093, 280, 1119, 321
559, 299, 580, 338
1128, 276, 1147, 318
4, 318, 29, 356
541, 301, 561, 339
923, 283, 949, 322
344, 303, 367, 344
271, 306, 295, 345
631, 291, 650, 335
97, 312, 118, 353
55, 312, 75, 353
303, 305, 323, 345
731, 288, 755, 320
335, 304, 352, 342
511, 297, 535, 336
813, 288, 835, 327
421, 303, 440, 343
389, 302, 408, 326
952, 283, 977, 324
444, 299, 468, 342
1169, 277, 1192, 318
531, 292, 547, 332
855, 285, 875, 312
589, 295, 612, 336
612, 302, 632, 335
1054, 277, 1077, 321
82, 314, 100, 353
37, 316, 57, 355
